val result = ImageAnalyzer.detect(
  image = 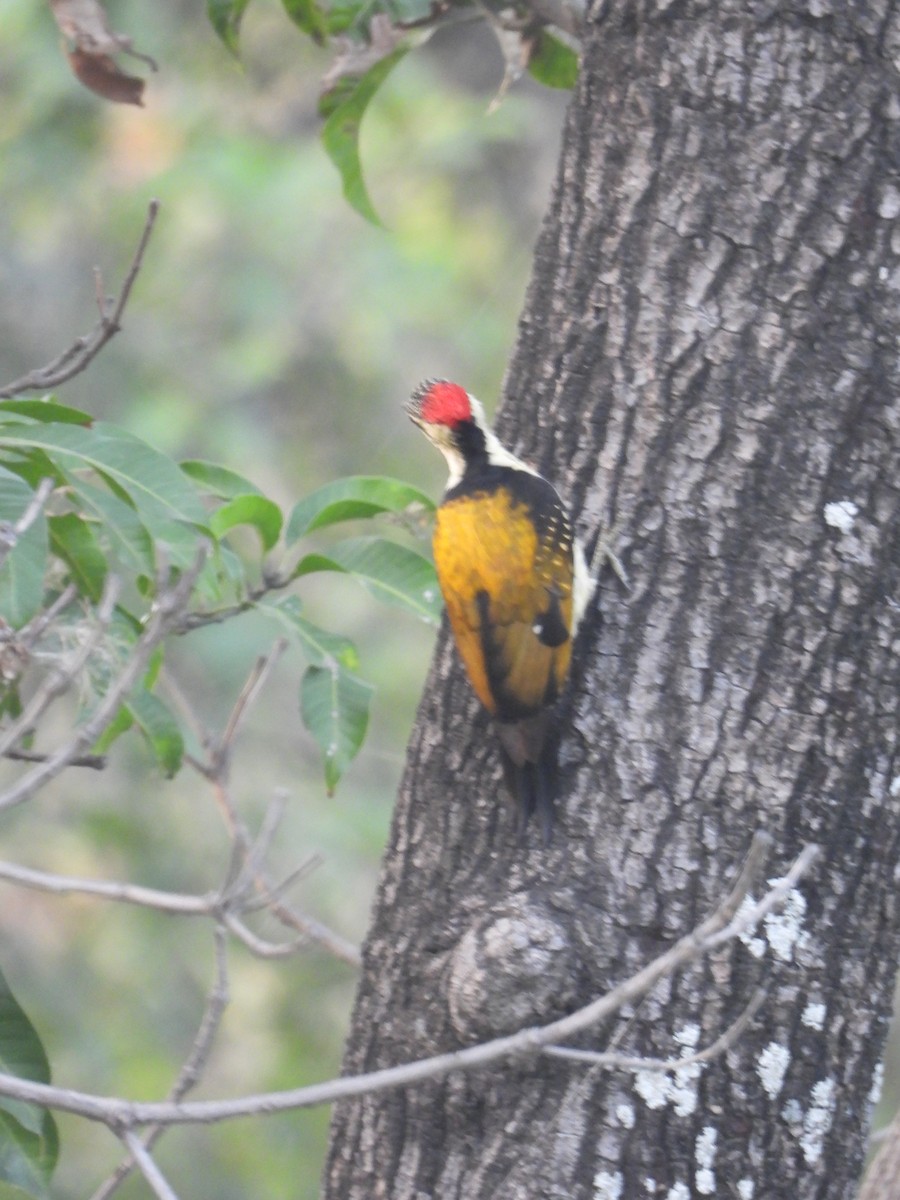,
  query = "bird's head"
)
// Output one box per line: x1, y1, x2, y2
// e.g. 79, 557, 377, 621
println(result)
406, 378, 475, 434
406, 379, 487, 485
407, 379, 526, 489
